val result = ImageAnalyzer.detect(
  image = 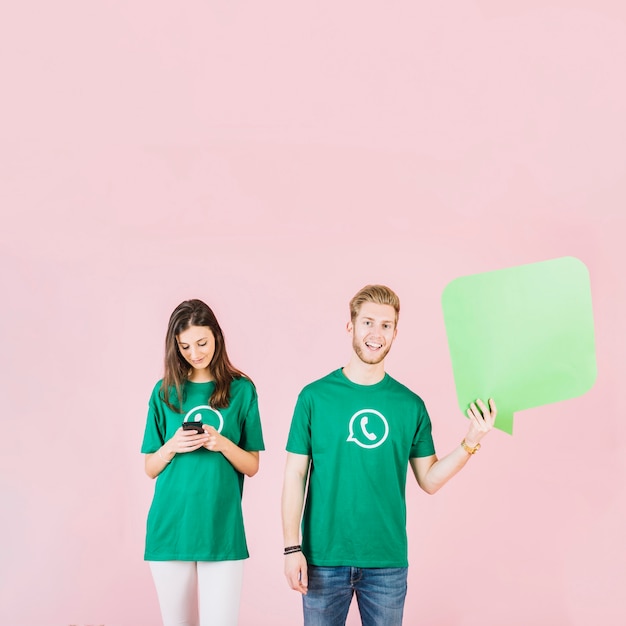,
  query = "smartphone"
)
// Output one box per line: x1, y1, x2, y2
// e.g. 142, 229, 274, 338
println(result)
182, 421, 204, 434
